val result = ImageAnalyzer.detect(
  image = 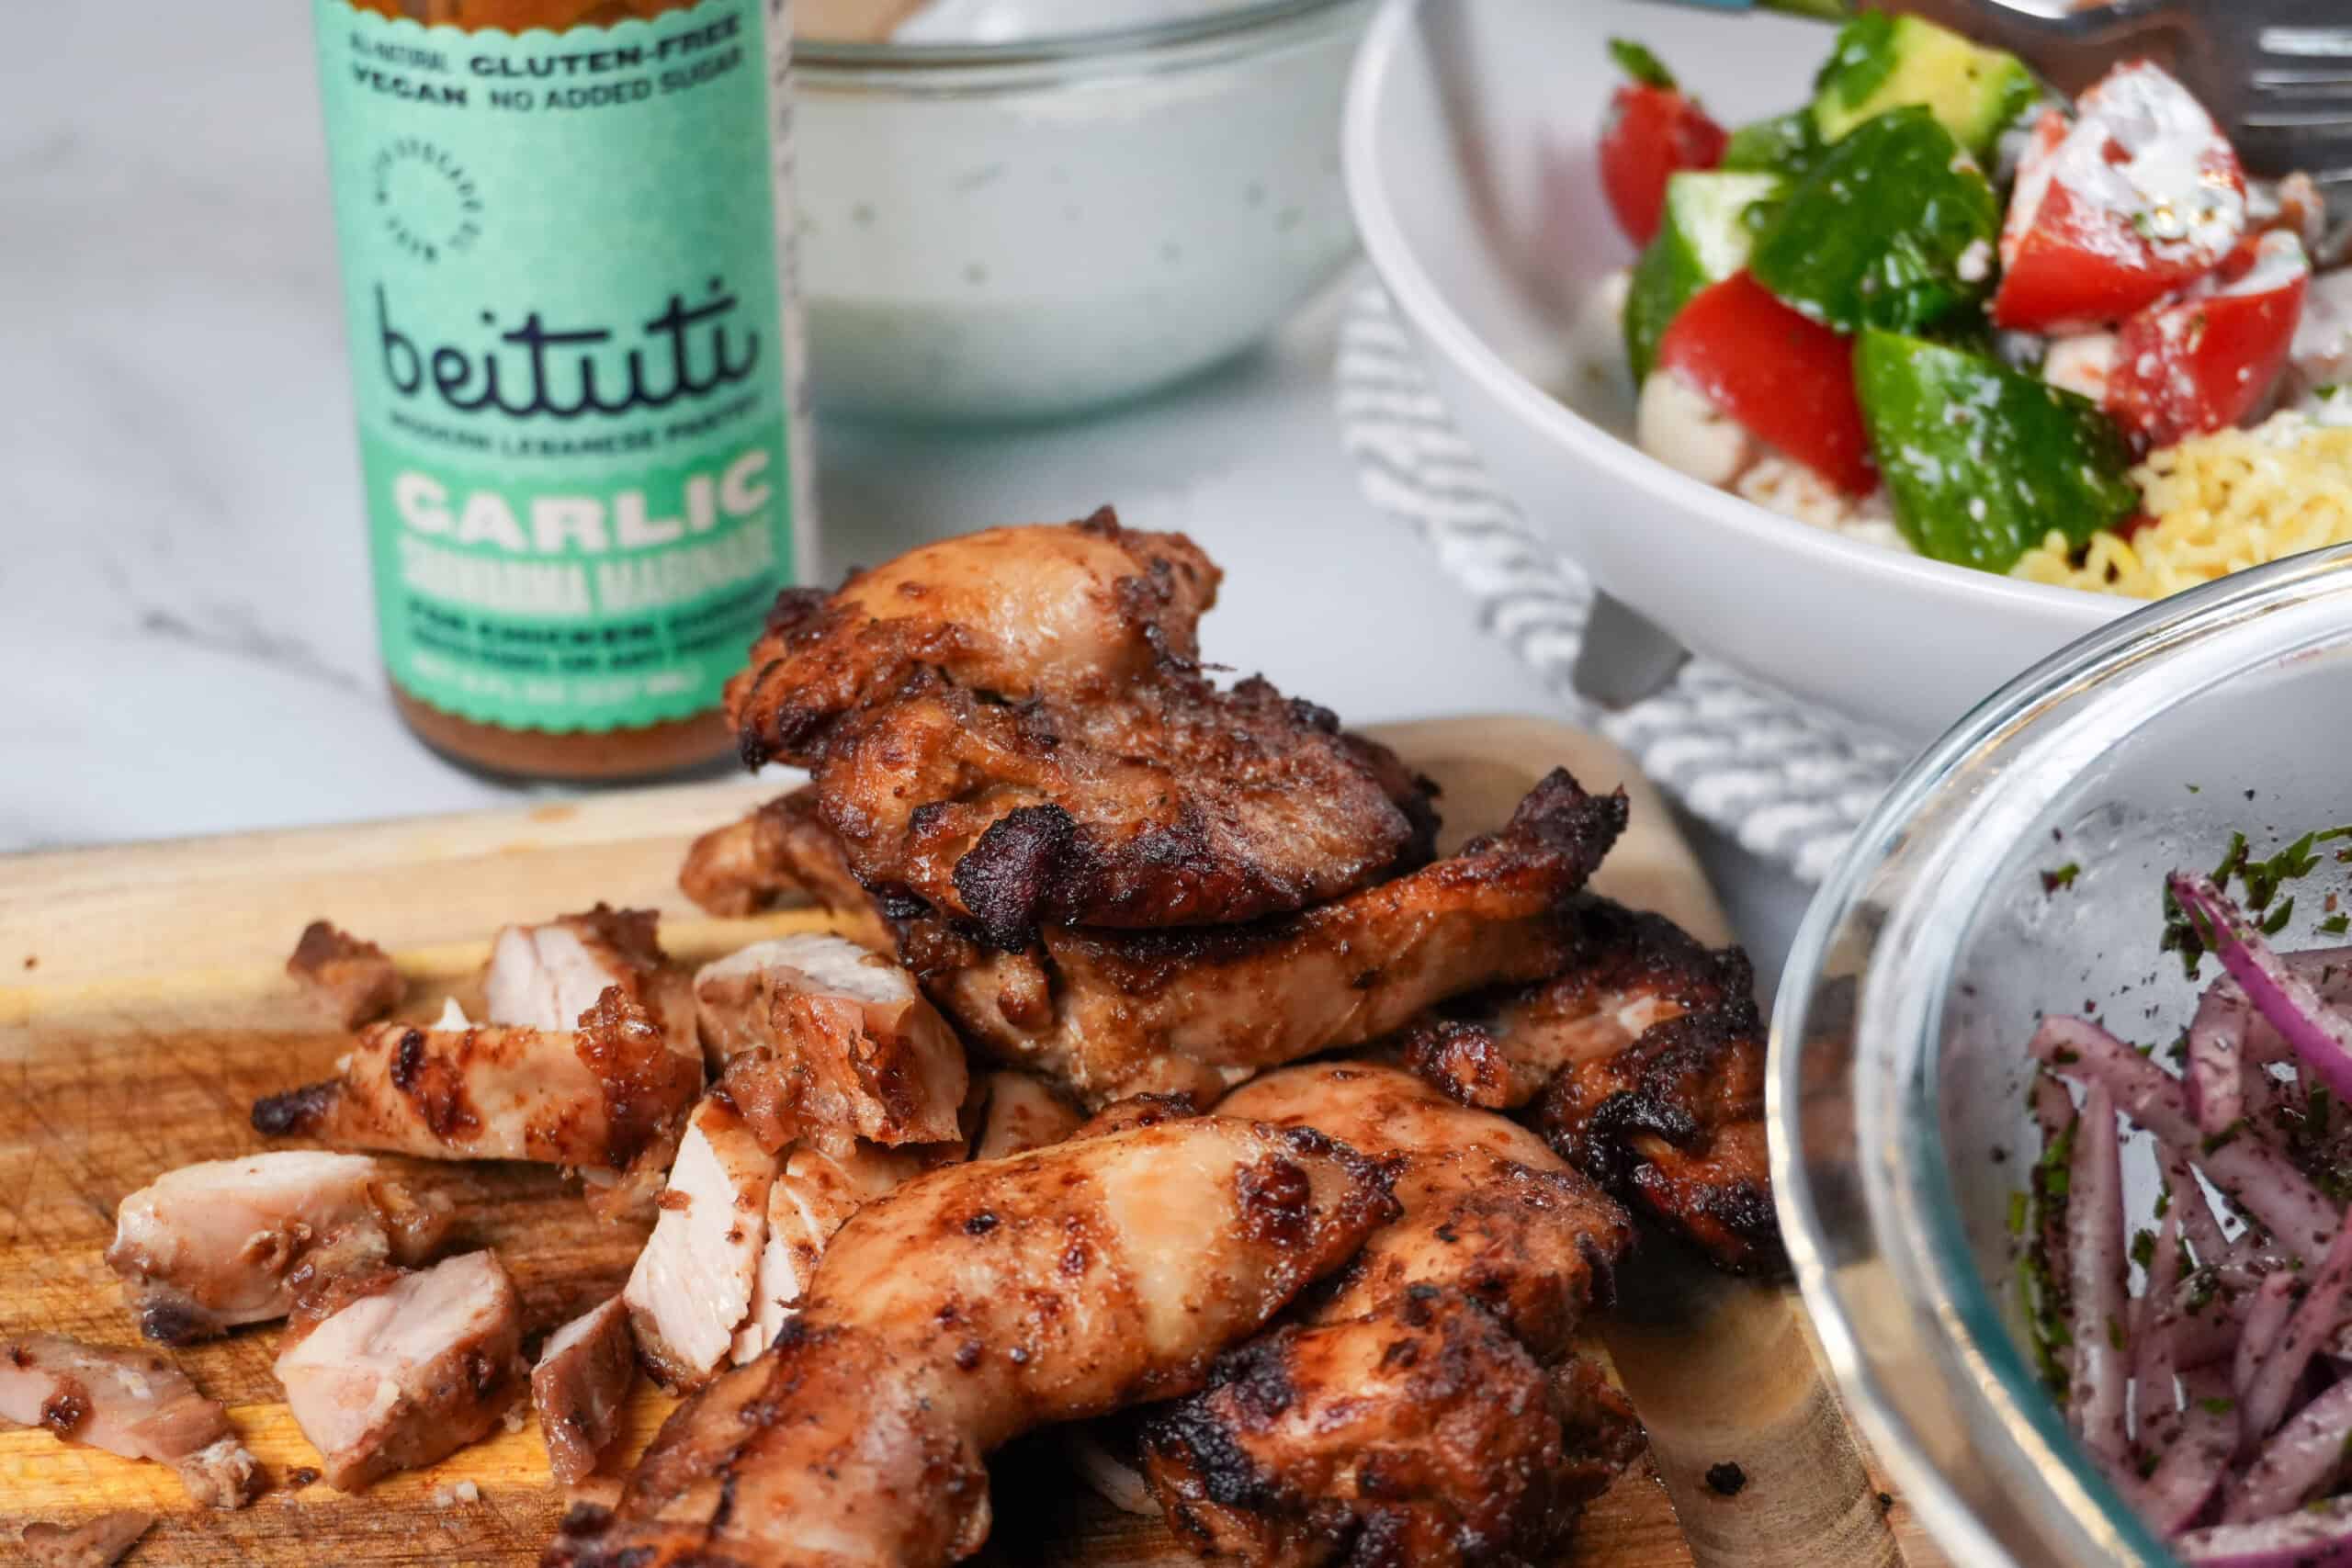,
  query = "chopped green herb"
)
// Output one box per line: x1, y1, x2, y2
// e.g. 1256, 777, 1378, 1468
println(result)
2131, 1229, 2156, 1269
2324, 914, 2350, 936
2007, 1190, 2029, 1236
2265, 897, 2298, 936
1609, 37, 1677, 89
2215, 830, 2249, 884
2199, 1395, 2236, 1416
2042, 863, 2080, 894
2154, 1185, 2172, 1218
2201, 1119, 2246, 1156
2107, 1316, 2128, 1351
